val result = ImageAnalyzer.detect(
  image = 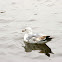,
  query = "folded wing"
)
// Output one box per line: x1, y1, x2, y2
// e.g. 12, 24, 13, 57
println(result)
28, 34, 53, 44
